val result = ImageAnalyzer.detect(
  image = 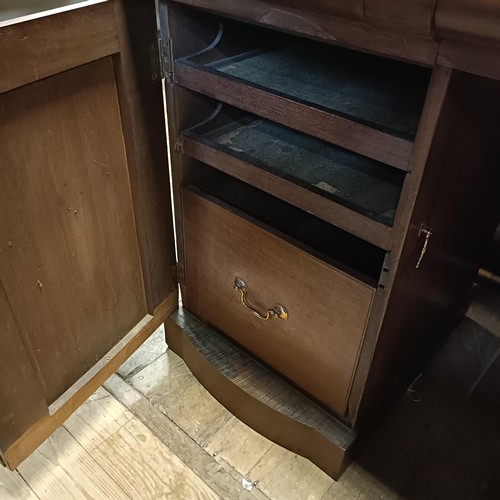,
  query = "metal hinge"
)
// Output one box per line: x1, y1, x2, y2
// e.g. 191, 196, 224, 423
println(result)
152, 37, 173, 82
174, 137, 184, 153
378, 252, 392, 289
